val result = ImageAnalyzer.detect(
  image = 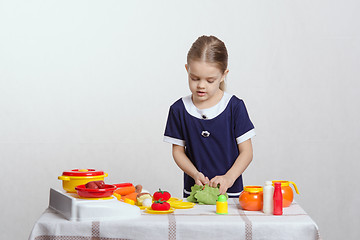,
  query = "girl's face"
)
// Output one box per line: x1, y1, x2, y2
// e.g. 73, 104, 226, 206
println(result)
186, 60, 228, 108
